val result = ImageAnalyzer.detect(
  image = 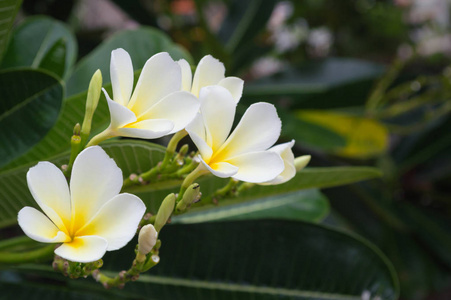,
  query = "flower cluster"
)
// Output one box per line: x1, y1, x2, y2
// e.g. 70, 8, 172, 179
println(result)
18, 49, 309, 266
